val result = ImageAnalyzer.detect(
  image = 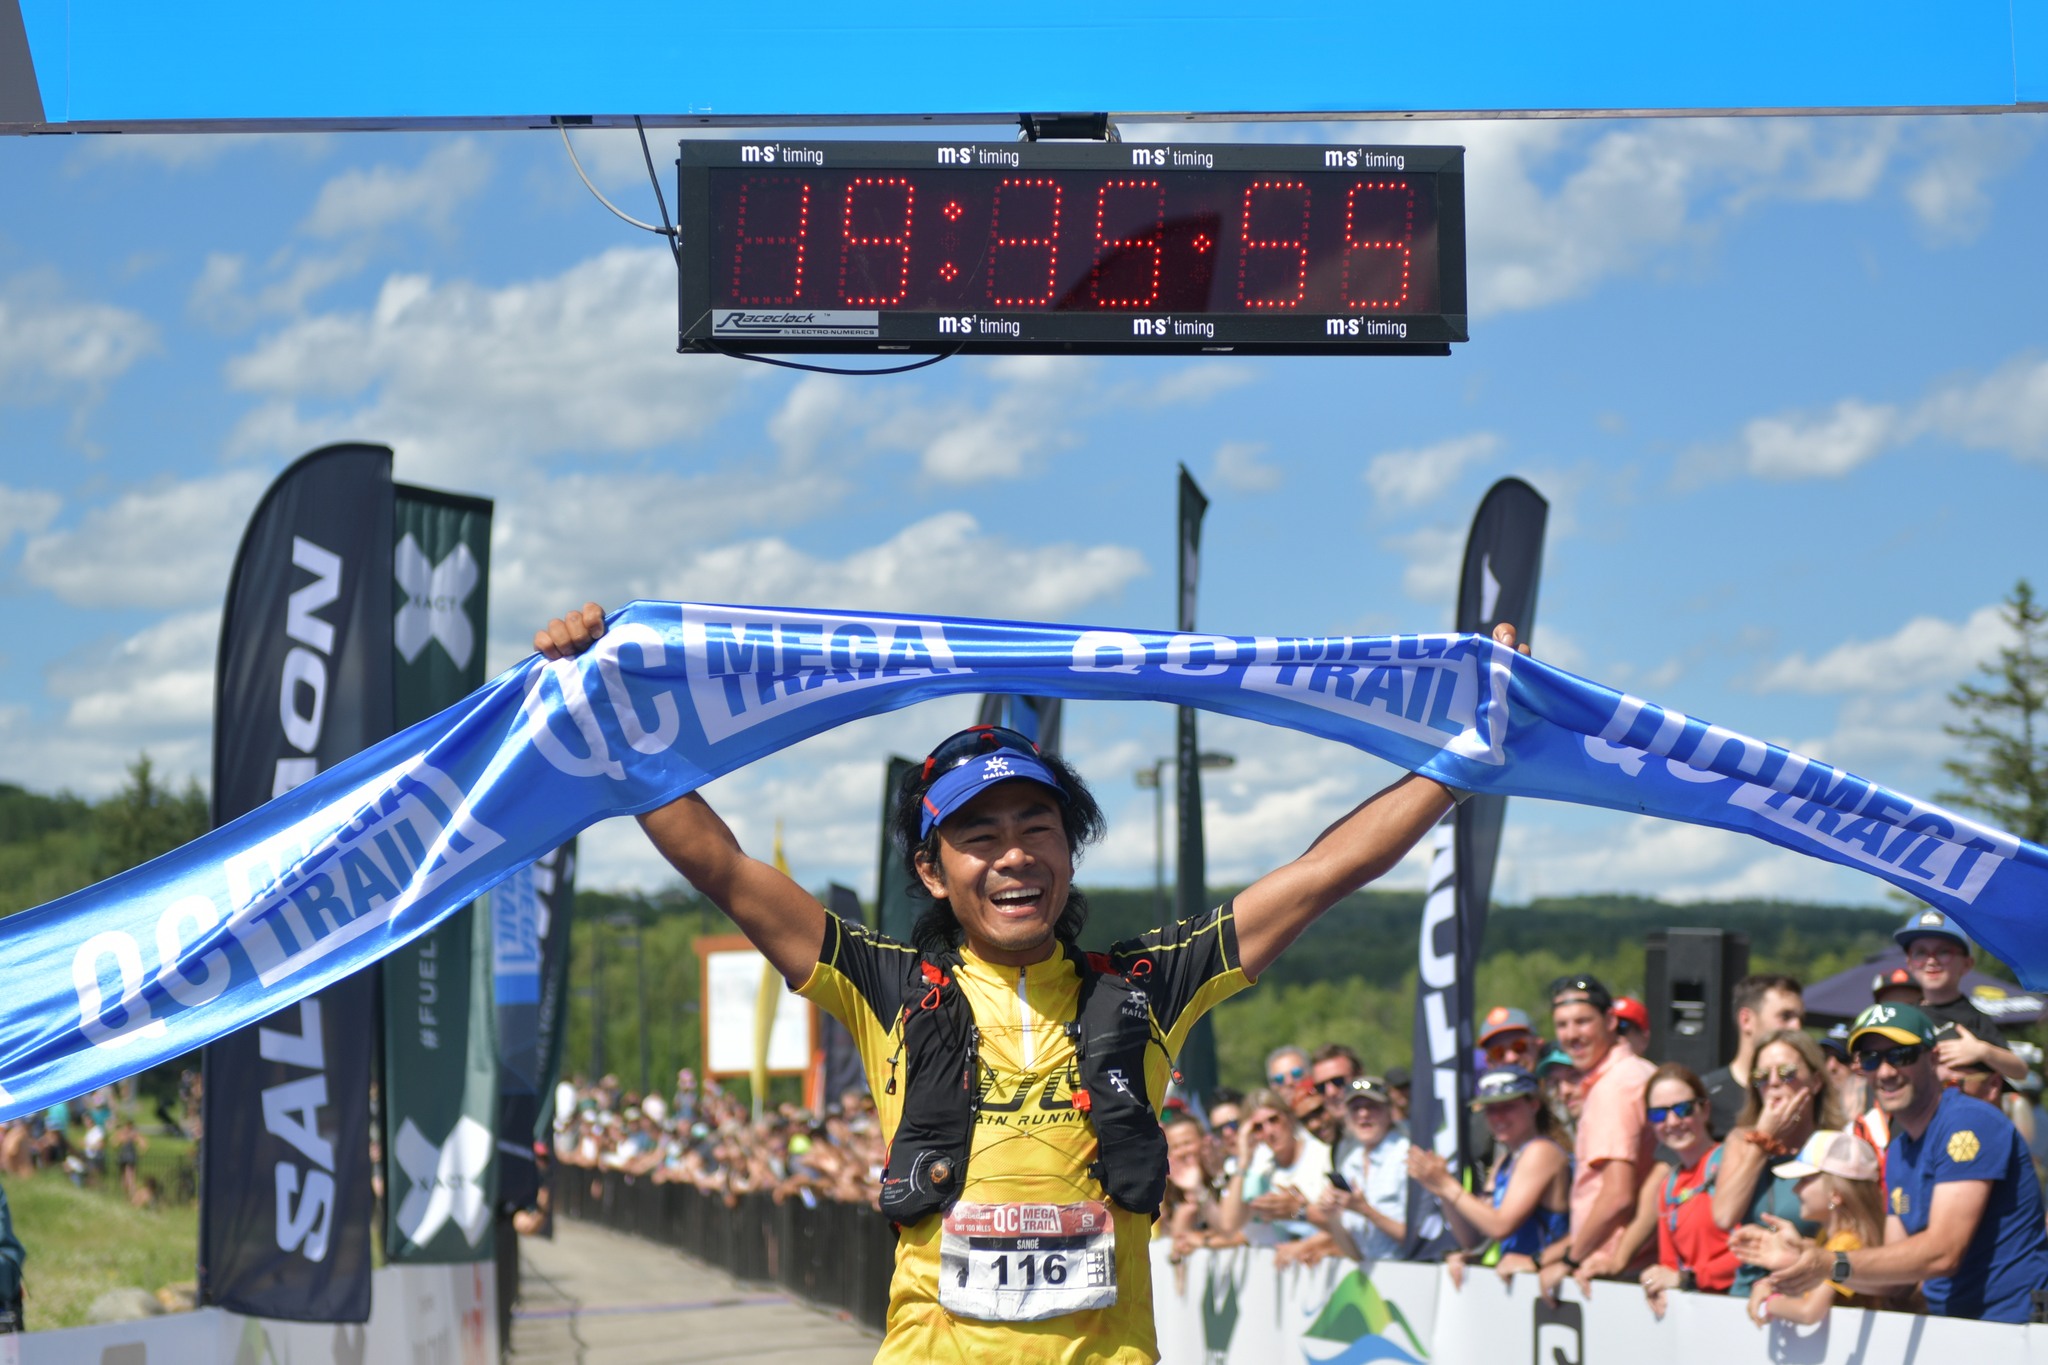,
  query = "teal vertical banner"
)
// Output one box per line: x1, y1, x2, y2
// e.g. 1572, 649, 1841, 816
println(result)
382, 486, 499, 1263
